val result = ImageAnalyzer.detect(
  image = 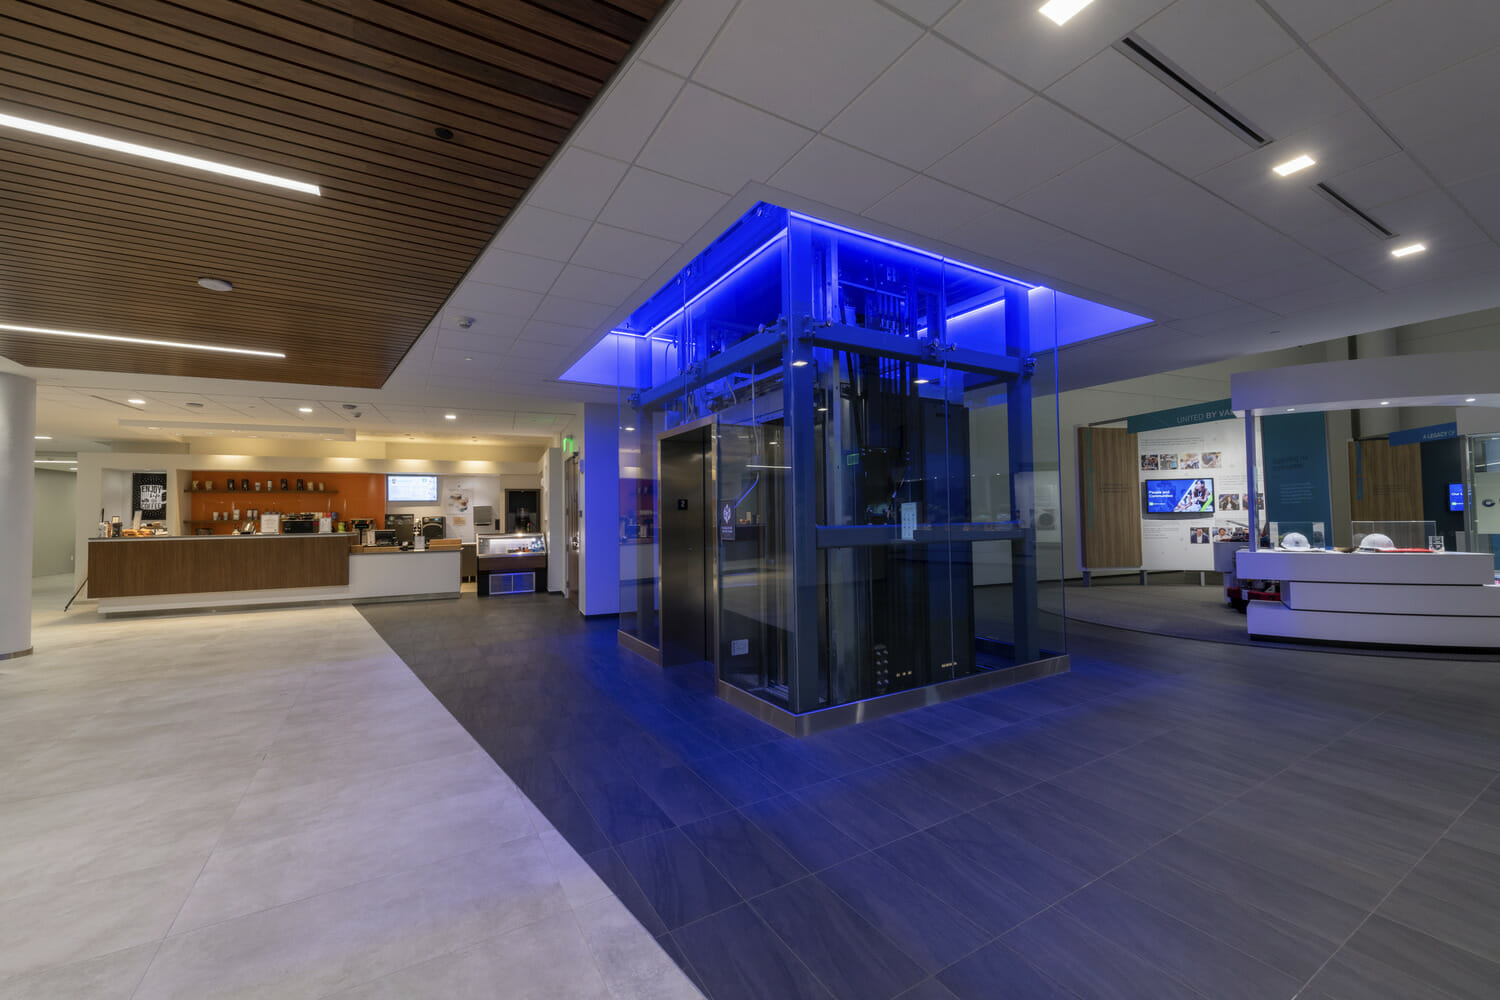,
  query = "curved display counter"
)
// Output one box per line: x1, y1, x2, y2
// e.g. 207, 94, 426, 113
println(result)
87, 535, 459, 615
1237, 549, 1500, 648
